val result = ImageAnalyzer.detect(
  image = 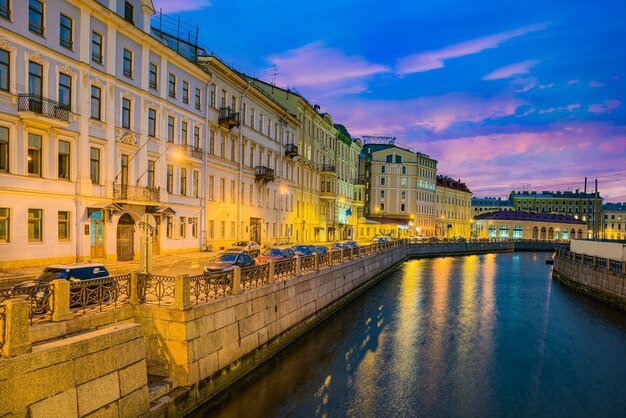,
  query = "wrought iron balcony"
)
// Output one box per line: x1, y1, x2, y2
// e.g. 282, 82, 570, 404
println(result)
219, 106, 240, 129
255, 166, 275, 184
18, 94, 70, 126
321, 164, 336, 173
285, 143, 299, 158
184, 144, 203, 159
113, 183, 160, 202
